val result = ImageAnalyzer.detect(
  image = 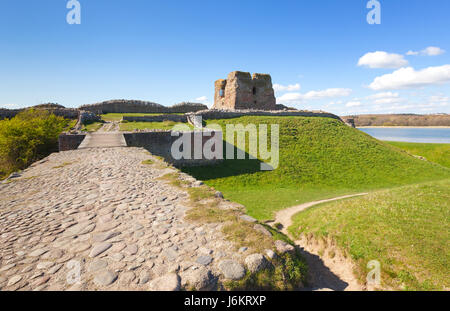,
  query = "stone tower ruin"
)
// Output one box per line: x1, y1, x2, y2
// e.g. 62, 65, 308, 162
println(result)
213, 71, 276, 110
